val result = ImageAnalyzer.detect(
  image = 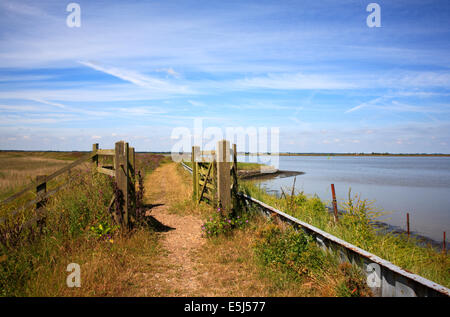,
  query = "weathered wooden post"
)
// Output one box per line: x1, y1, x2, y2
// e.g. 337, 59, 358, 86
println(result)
217, 140, 231, 214
407, 213, 410, 239
331, 184, 338, 222
232, 143, 238, 188
212, 158, 217, 206
231, 143, 240, 214
36, 175, 46, 210
129, 146, 136, 225
129, 147, 136, 179
443, 231, 446, 255
192, 146, 200, 201
36, 175, 47, 232
92, 143, 99, 168
115, 141, 129, 228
